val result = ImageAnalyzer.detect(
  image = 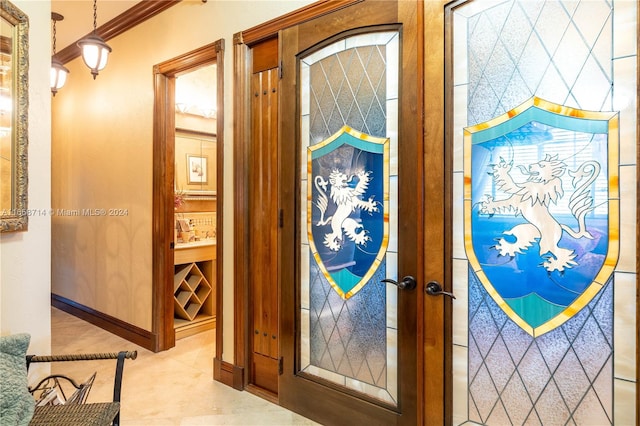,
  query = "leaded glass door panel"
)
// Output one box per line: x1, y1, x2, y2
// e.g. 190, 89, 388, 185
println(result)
278, 1, 426, 424
447, 0, 638, 424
